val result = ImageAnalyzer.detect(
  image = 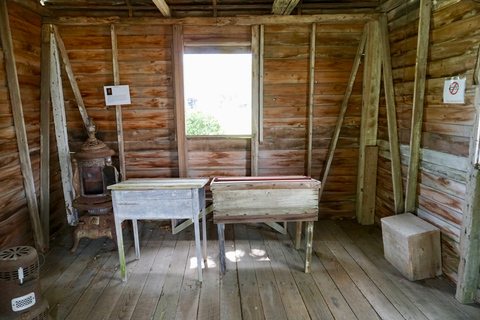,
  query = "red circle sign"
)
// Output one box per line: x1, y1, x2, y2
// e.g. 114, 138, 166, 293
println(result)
449, 81, 460, 95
